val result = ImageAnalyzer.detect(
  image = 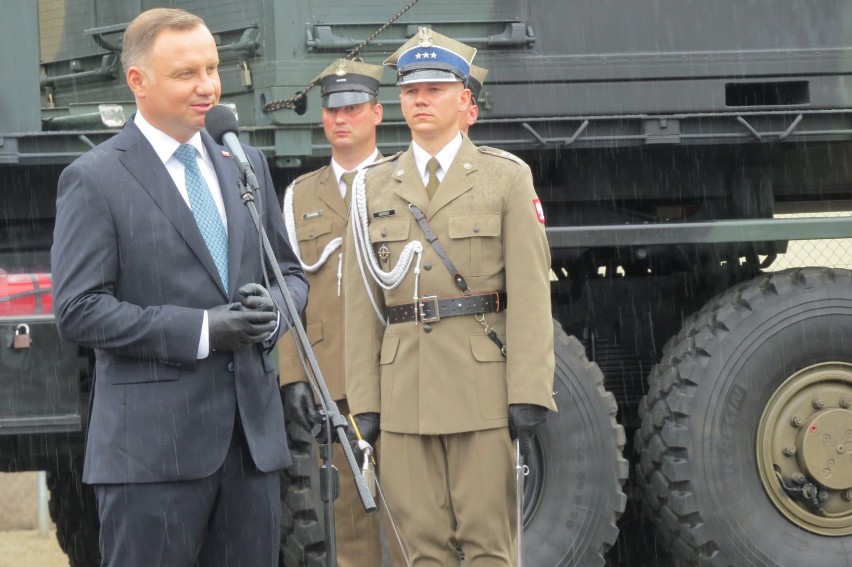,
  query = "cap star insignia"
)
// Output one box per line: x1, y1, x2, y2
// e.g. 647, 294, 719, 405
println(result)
417, 27, 434, 48
415, 52, 423, 60
430, 52, 437, 59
